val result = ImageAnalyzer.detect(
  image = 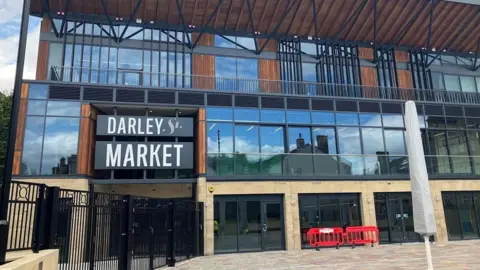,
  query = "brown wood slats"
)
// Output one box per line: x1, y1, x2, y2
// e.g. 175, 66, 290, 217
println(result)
196, 108, 206, 175
398, 69, 415, 100
395, 51, 409, 63
257, 39, 277, 52
34, 0, 480, 53
36, 41, 49, 80
192, 33, 214, 46
77, 104, 97, 176
192, 54, 215, 89
361, 66, 378, 98
40, 17, 51, 32
359, 47, 374, 61
13, 83, 29, 175
258, 59, 280, 93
